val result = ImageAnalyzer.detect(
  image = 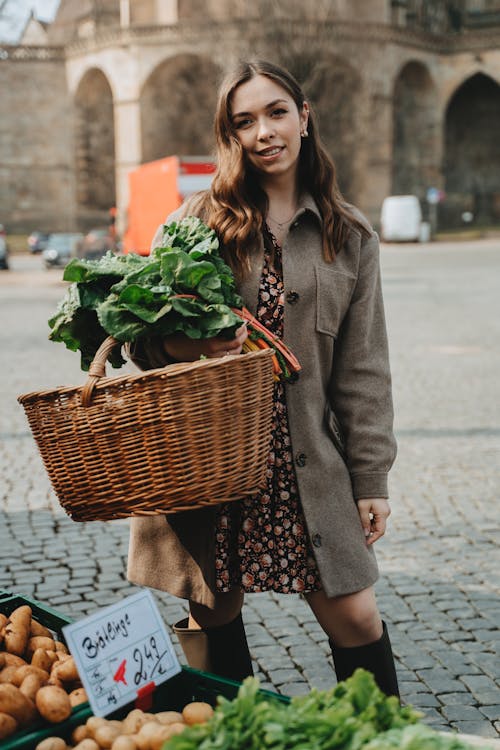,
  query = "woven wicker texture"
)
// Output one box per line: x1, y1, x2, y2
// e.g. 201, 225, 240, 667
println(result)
18, 340, 274, 522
